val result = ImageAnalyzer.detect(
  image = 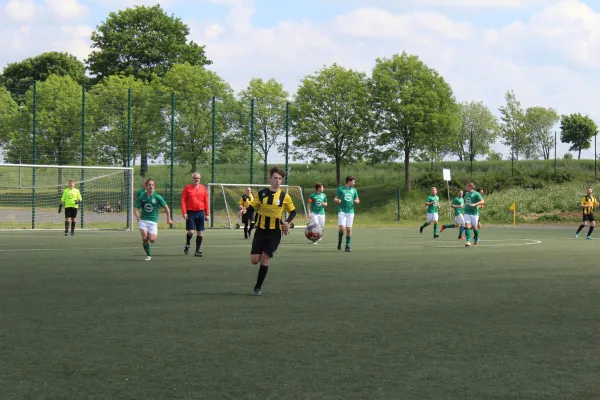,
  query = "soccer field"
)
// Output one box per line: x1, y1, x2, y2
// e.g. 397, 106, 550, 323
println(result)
1, 226, 600, 399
